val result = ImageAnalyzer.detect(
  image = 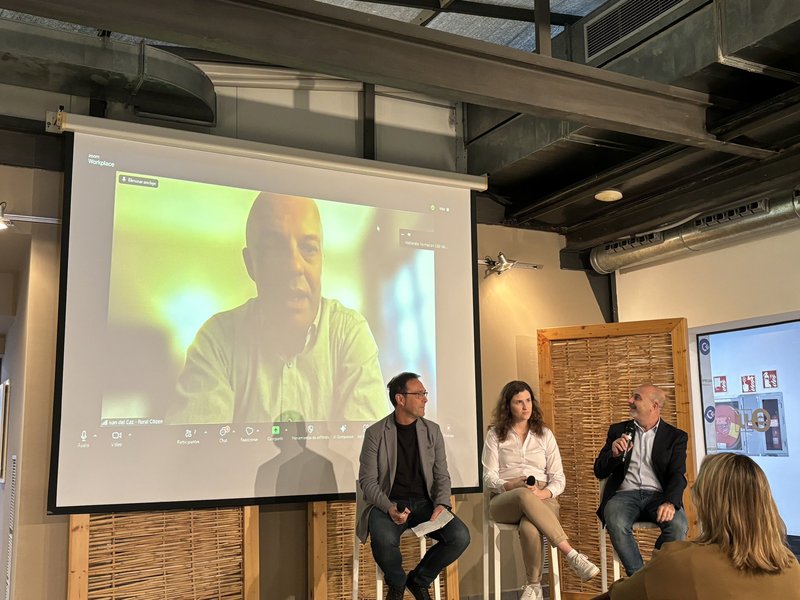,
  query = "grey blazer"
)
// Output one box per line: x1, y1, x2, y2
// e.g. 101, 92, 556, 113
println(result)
355, 414, 452, 543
